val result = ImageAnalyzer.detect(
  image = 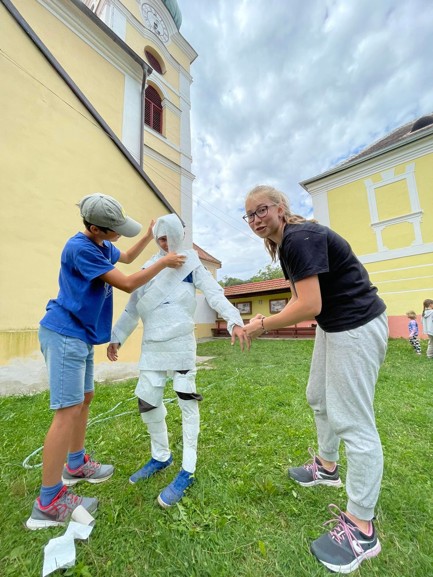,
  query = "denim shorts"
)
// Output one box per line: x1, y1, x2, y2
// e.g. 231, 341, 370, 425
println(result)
39, 325, 95, 409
